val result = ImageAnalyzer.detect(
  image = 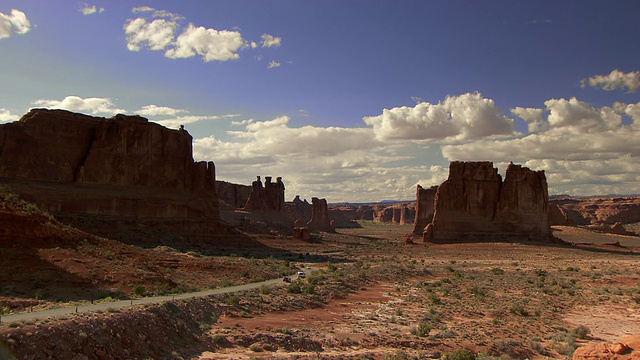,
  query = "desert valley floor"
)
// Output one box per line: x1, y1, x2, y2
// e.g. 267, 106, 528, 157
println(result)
2, 217, 640, 359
